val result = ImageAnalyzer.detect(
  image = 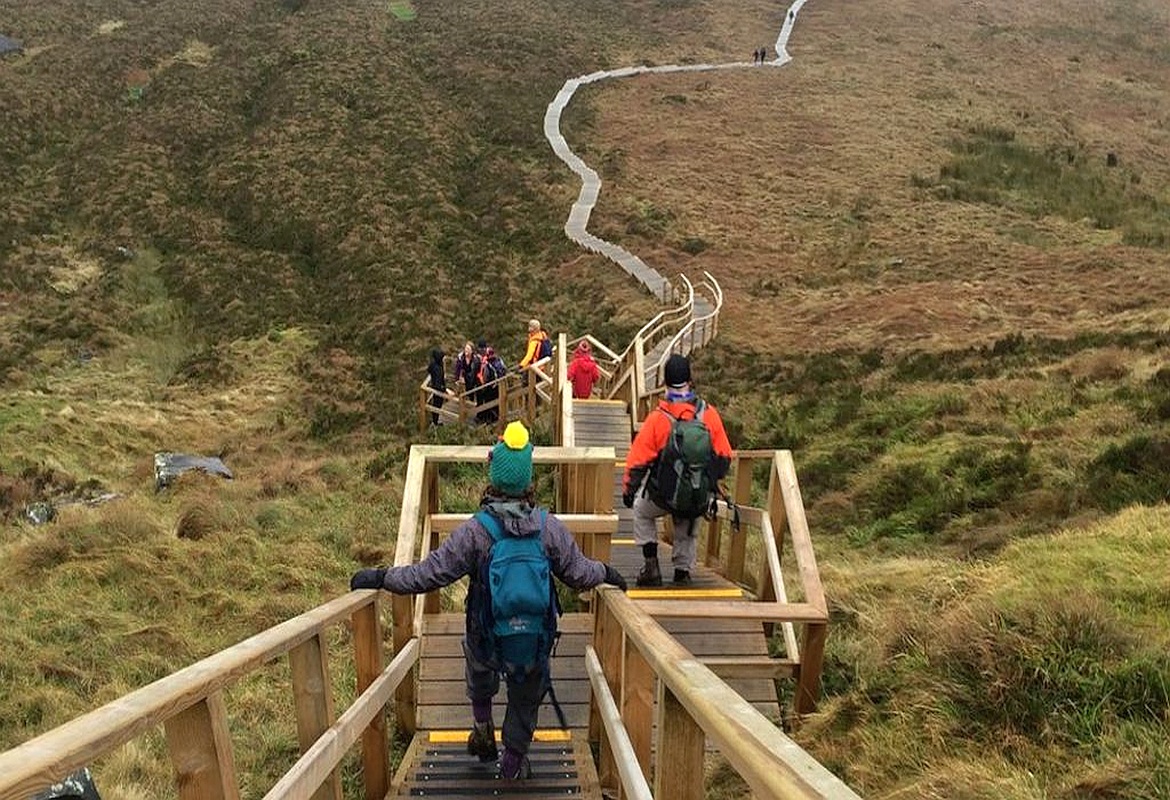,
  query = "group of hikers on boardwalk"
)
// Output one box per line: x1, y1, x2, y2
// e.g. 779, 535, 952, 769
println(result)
426, 319, 602, 426
354, 353, 732, 781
